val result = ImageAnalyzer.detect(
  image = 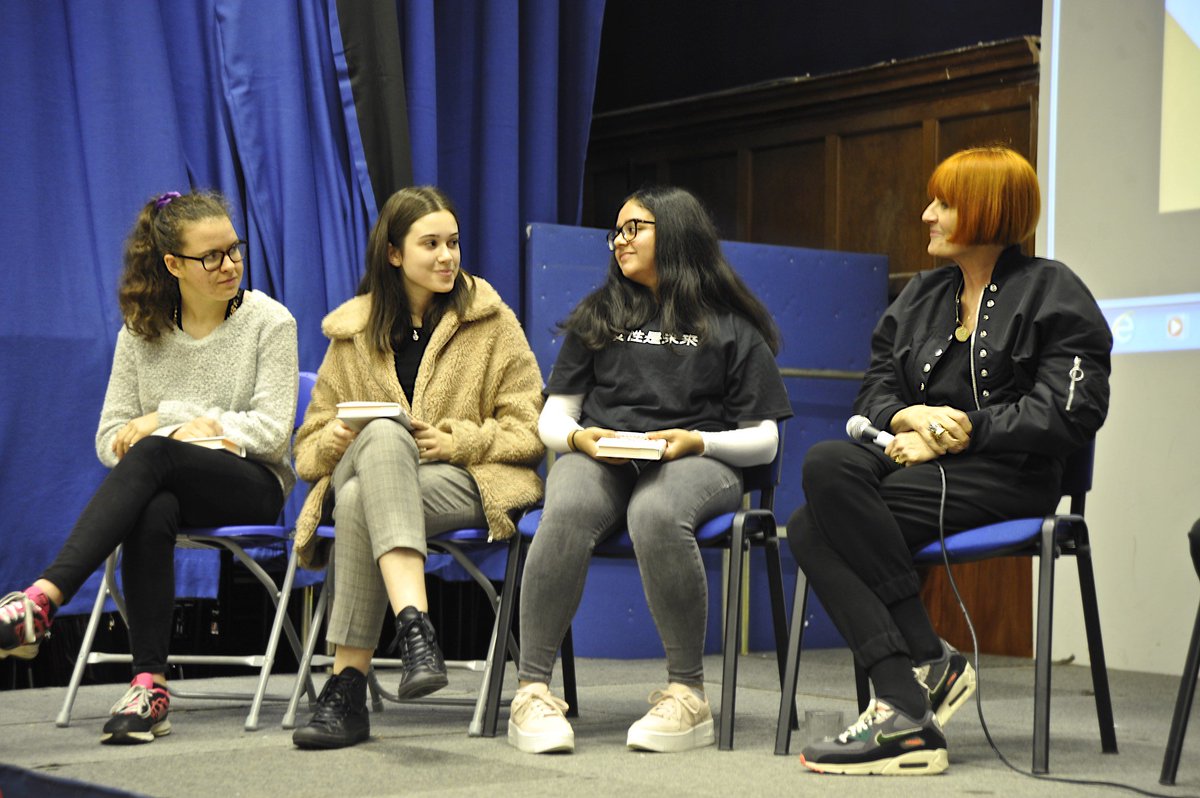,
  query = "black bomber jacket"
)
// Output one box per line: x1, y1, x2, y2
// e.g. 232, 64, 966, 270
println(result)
854, 245, 1113, 459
